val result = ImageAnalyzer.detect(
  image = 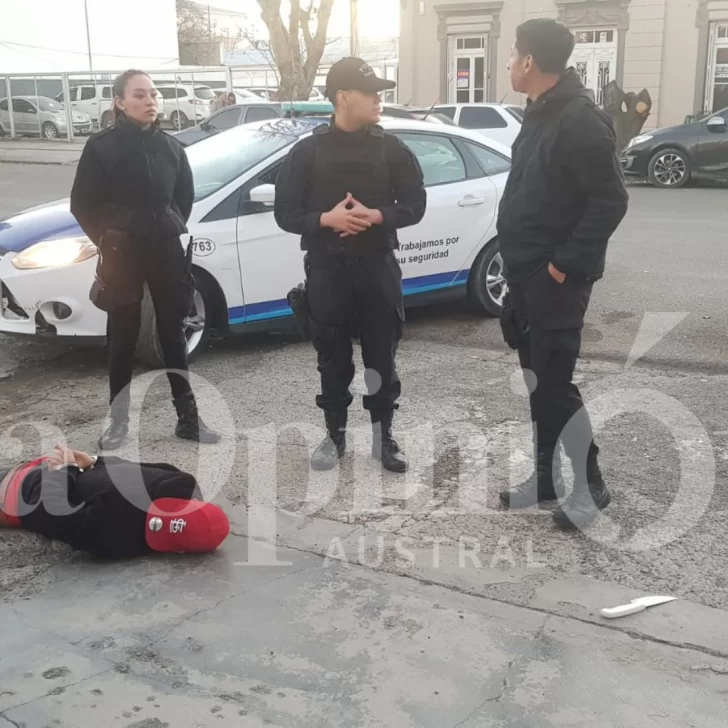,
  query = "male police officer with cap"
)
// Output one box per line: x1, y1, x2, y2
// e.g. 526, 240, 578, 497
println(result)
275, 58, 426, 473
